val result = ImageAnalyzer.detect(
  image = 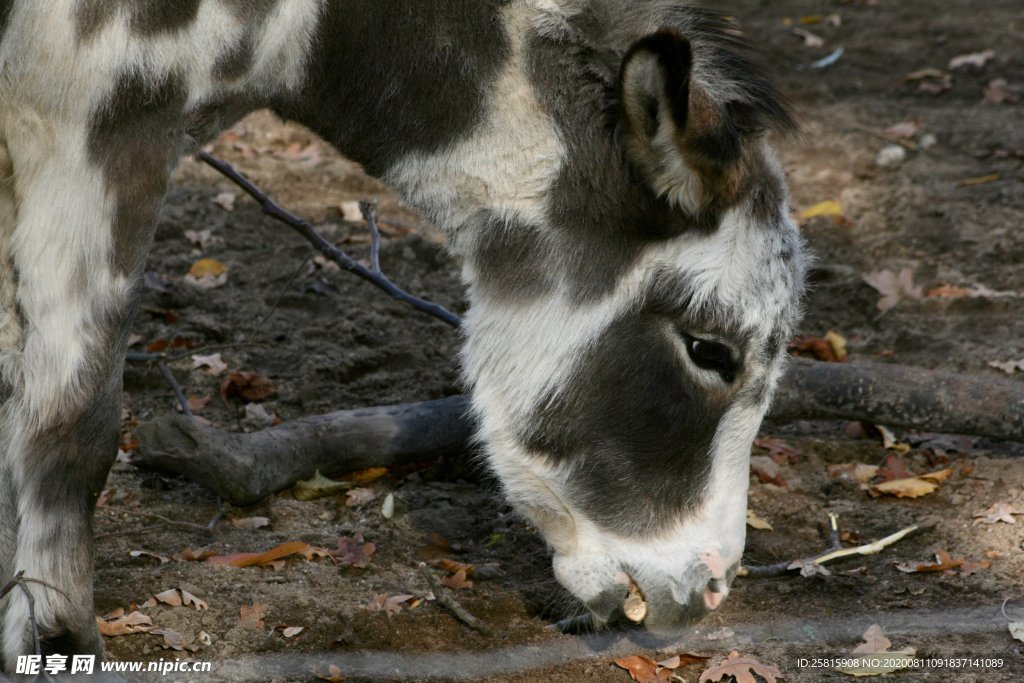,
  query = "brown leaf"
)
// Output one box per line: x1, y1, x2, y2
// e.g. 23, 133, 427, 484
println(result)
948, 49, 995, 70
615, 655, 674, 683
364, 593, 416, 615
699, 651, 782, 683
789, 336, 841, 362
220, 371, 274, 403
873, 454, 915, 483
231, 516, 271, 531
96, 611, 153, 637
895, 549, 963, 574
750, 455, 787, 488
129, 550, 171, 564
869, 476, 938, 498
863, 268, 923, 313
753, 437, 800, 464
439, 568, 473, 590
973, 501, 1021, 525
151, 627, 199, 652
926, 284, 978, 299
828, 463, 879, 484
332, 533, 375, 568
240, 602, 267, 630
314, 664, 346, 682
436, 559, 477, 576
177, 546, 218, 562
959, 558, 992, 576
838, 624, 916, 676
344, 487, 377, 507
884, 120, 923, 139
982, 79, 1020, 105
988, 359, 1024, 375
207, 540, 314, 568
